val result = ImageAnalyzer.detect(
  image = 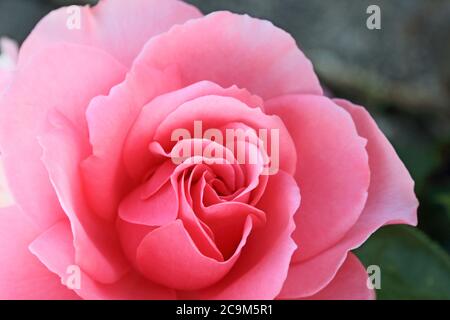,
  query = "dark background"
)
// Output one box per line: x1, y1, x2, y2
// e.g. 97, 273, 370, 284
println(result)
0, 0, 449, 300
